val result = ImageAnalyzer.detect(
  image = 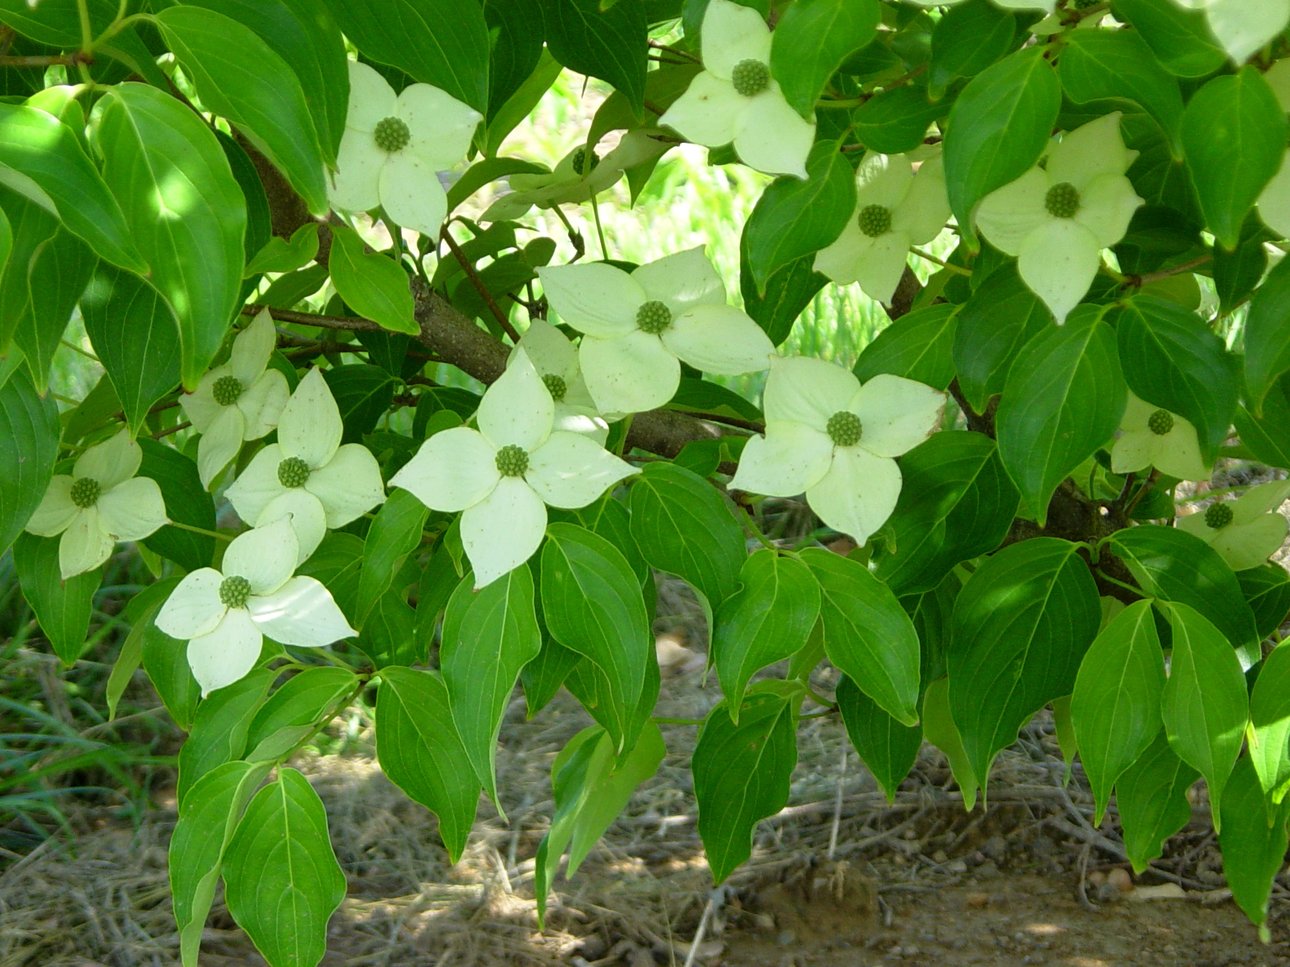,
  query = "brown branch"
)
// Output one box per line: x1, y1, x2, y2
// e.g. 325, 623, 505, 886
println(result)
0, 52, 91, 66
